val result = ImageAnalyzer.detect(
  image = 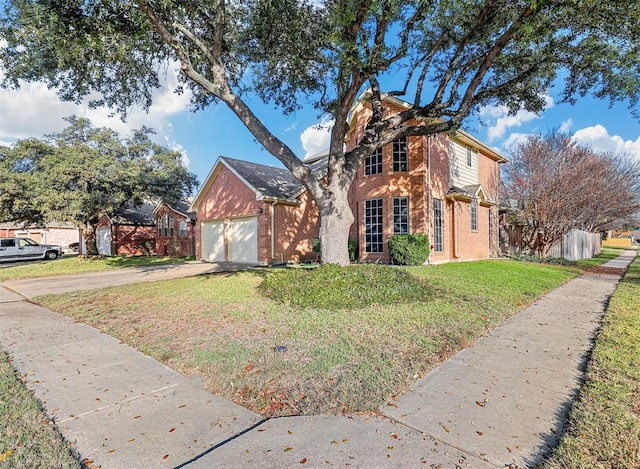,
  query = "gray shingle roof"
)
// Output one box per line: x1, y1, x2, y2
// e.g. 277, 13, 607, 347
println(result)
222, 156, 327, 201
109, 202, 156, 225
